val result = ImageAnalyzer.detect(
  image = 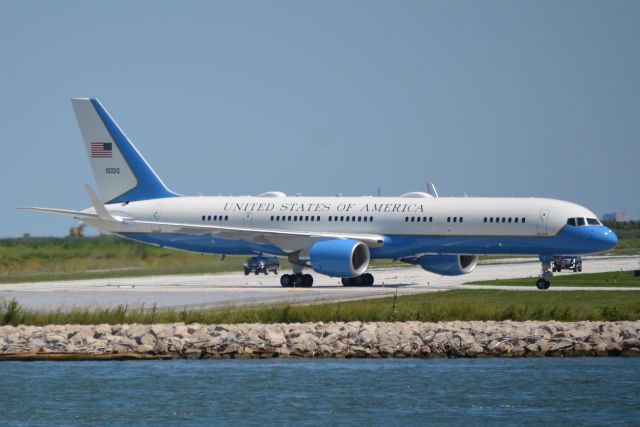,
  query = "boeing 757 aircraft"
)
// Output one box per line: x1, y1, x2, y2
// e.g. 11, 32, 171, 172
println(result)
23, 99, 618, 290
